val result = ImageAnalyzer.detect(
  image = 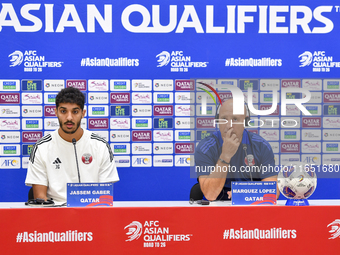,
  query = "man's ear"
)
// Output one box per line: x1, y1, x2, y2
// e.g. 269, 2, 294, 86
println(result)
82, 108, 86, 118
